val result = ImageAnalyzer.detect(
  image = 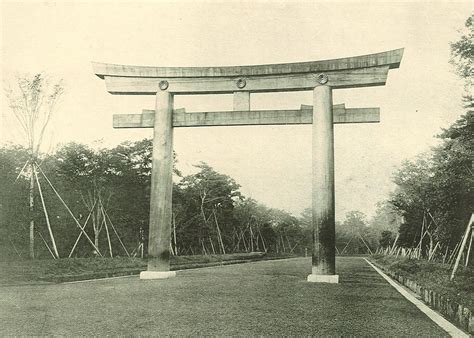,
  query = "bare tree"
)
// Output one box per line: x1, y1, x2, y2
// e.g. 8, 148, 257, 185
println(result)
4, 73, 64, 259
